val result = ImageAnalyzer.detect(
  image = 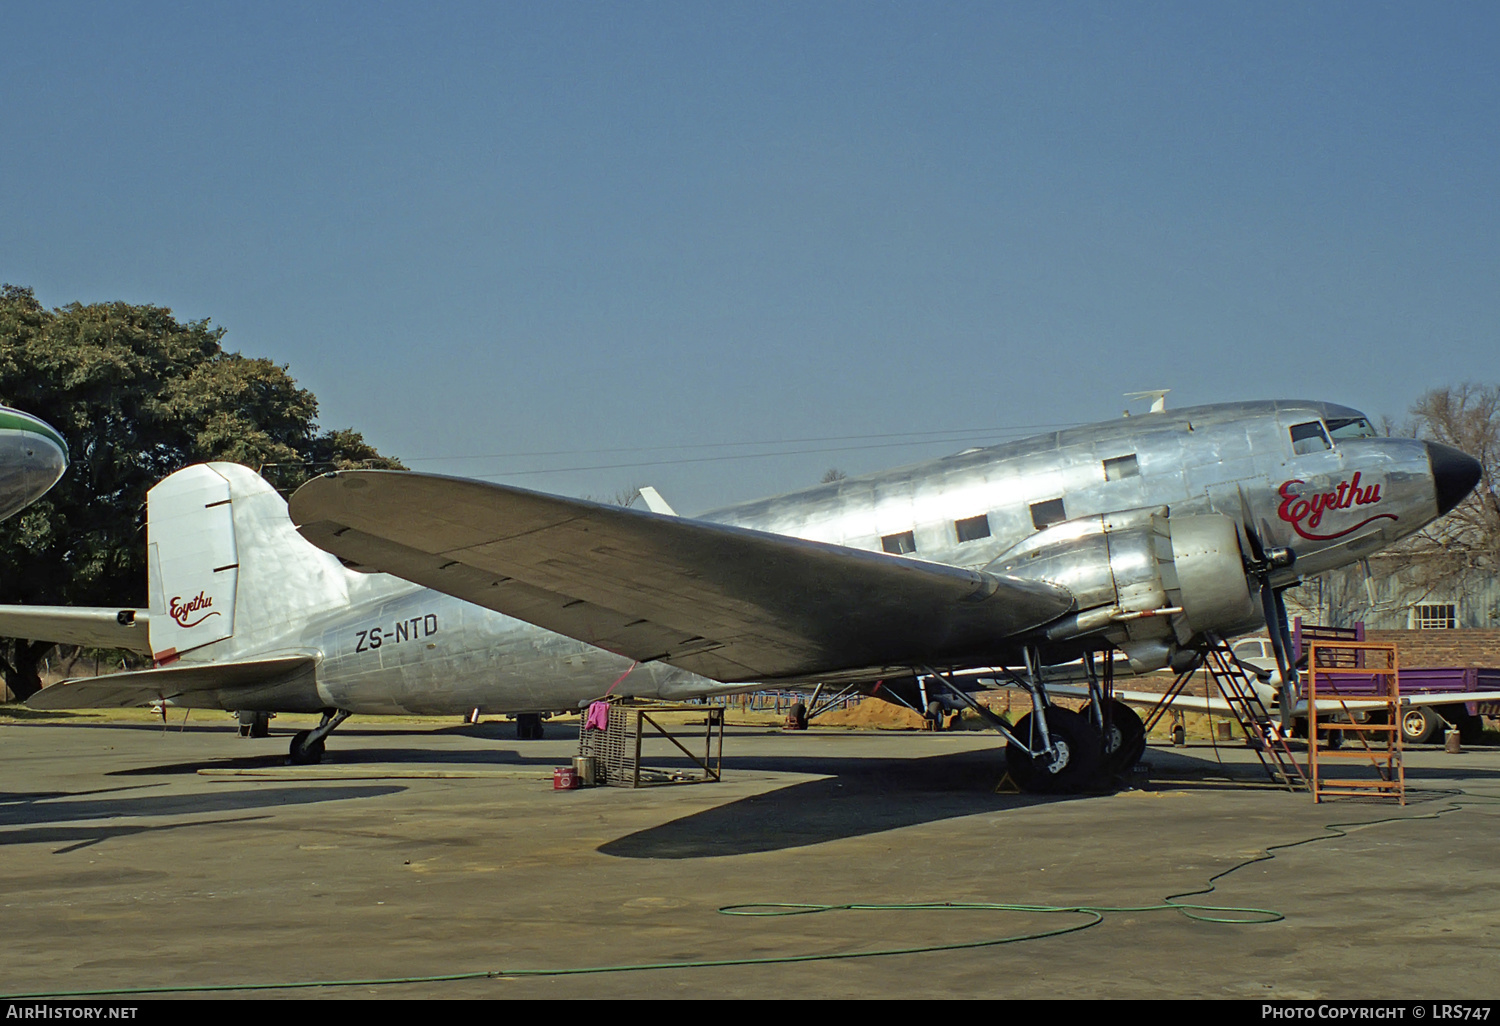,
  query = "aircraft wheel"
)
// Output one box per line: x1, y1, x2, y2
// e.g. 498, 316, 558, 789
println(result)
924, 699, 944, 731
516, 713, 544, 740
1101, 700, 1146, 775
288, 730, 326, 765
1006, 708, 1102, 793
1400, 707, 1445, 746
